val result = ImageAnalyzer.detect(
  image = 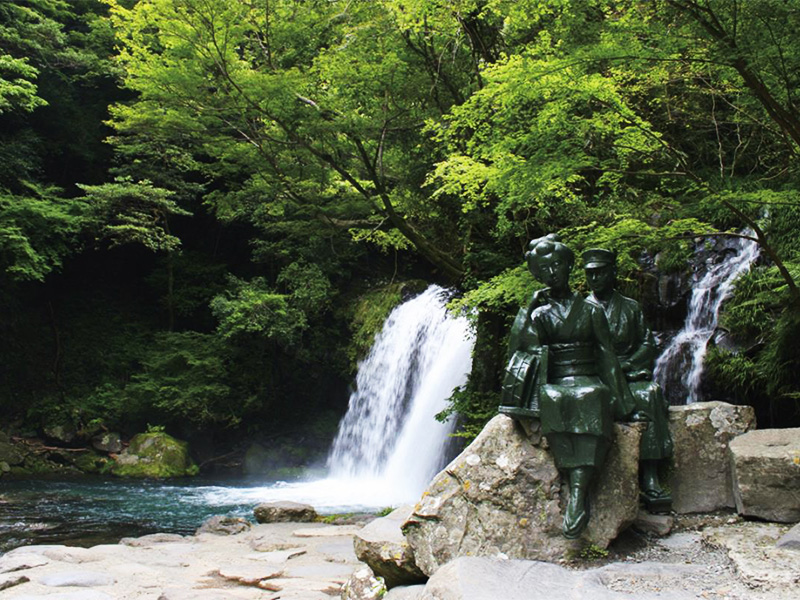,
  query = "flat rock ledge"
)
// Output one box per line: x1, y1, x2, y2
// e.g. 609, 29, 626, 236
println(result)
403, 415, 642, 575
0, 521, 362, 600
